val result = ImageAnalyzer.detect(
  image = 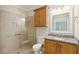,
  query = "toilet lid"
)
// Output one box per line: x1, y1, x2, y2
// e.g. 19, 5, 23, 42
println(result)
33, 43, 42, 49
